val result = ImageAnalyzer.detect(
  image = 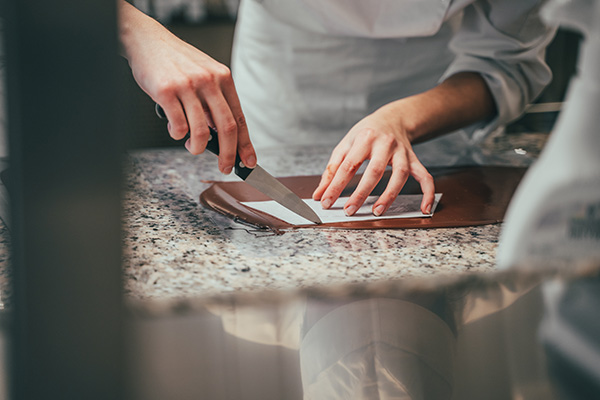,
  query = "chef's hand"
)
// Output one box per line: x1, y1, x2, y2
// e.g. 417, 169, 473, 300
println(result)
312, 103, 435, 216
118, 1, 256, 174
313, 72, 498, 217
